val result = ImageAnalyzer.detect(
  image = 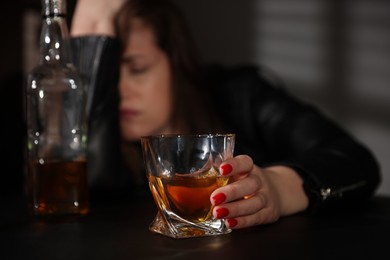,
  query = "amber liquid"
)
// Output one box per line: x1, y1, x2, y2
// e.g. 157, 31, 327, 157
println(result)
148, 169, 228, 222
27, 160, 89, 217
